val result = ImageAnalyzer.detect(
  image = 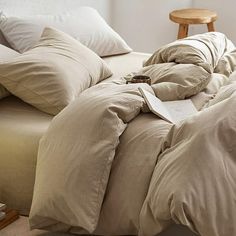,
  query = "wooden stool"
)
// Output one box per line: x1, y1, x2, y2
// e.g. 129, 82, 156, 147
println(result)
169, 8, 218, 39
